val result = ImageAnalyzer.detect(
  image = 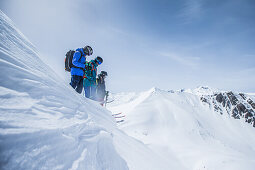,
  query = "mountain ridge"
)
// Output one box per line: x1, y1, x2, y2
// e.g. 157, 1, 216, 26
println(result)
109, 86, 255, 128
0, 10, 185, 170
1, 9, 255, 170
108, 86, 255, 169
